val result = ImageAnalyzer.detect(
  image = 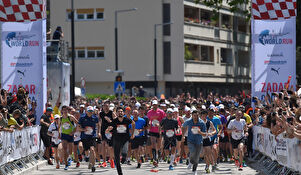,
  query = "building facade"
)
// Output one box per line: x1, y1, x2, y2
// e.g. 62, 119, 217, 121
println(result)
49, 0, 250, 97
